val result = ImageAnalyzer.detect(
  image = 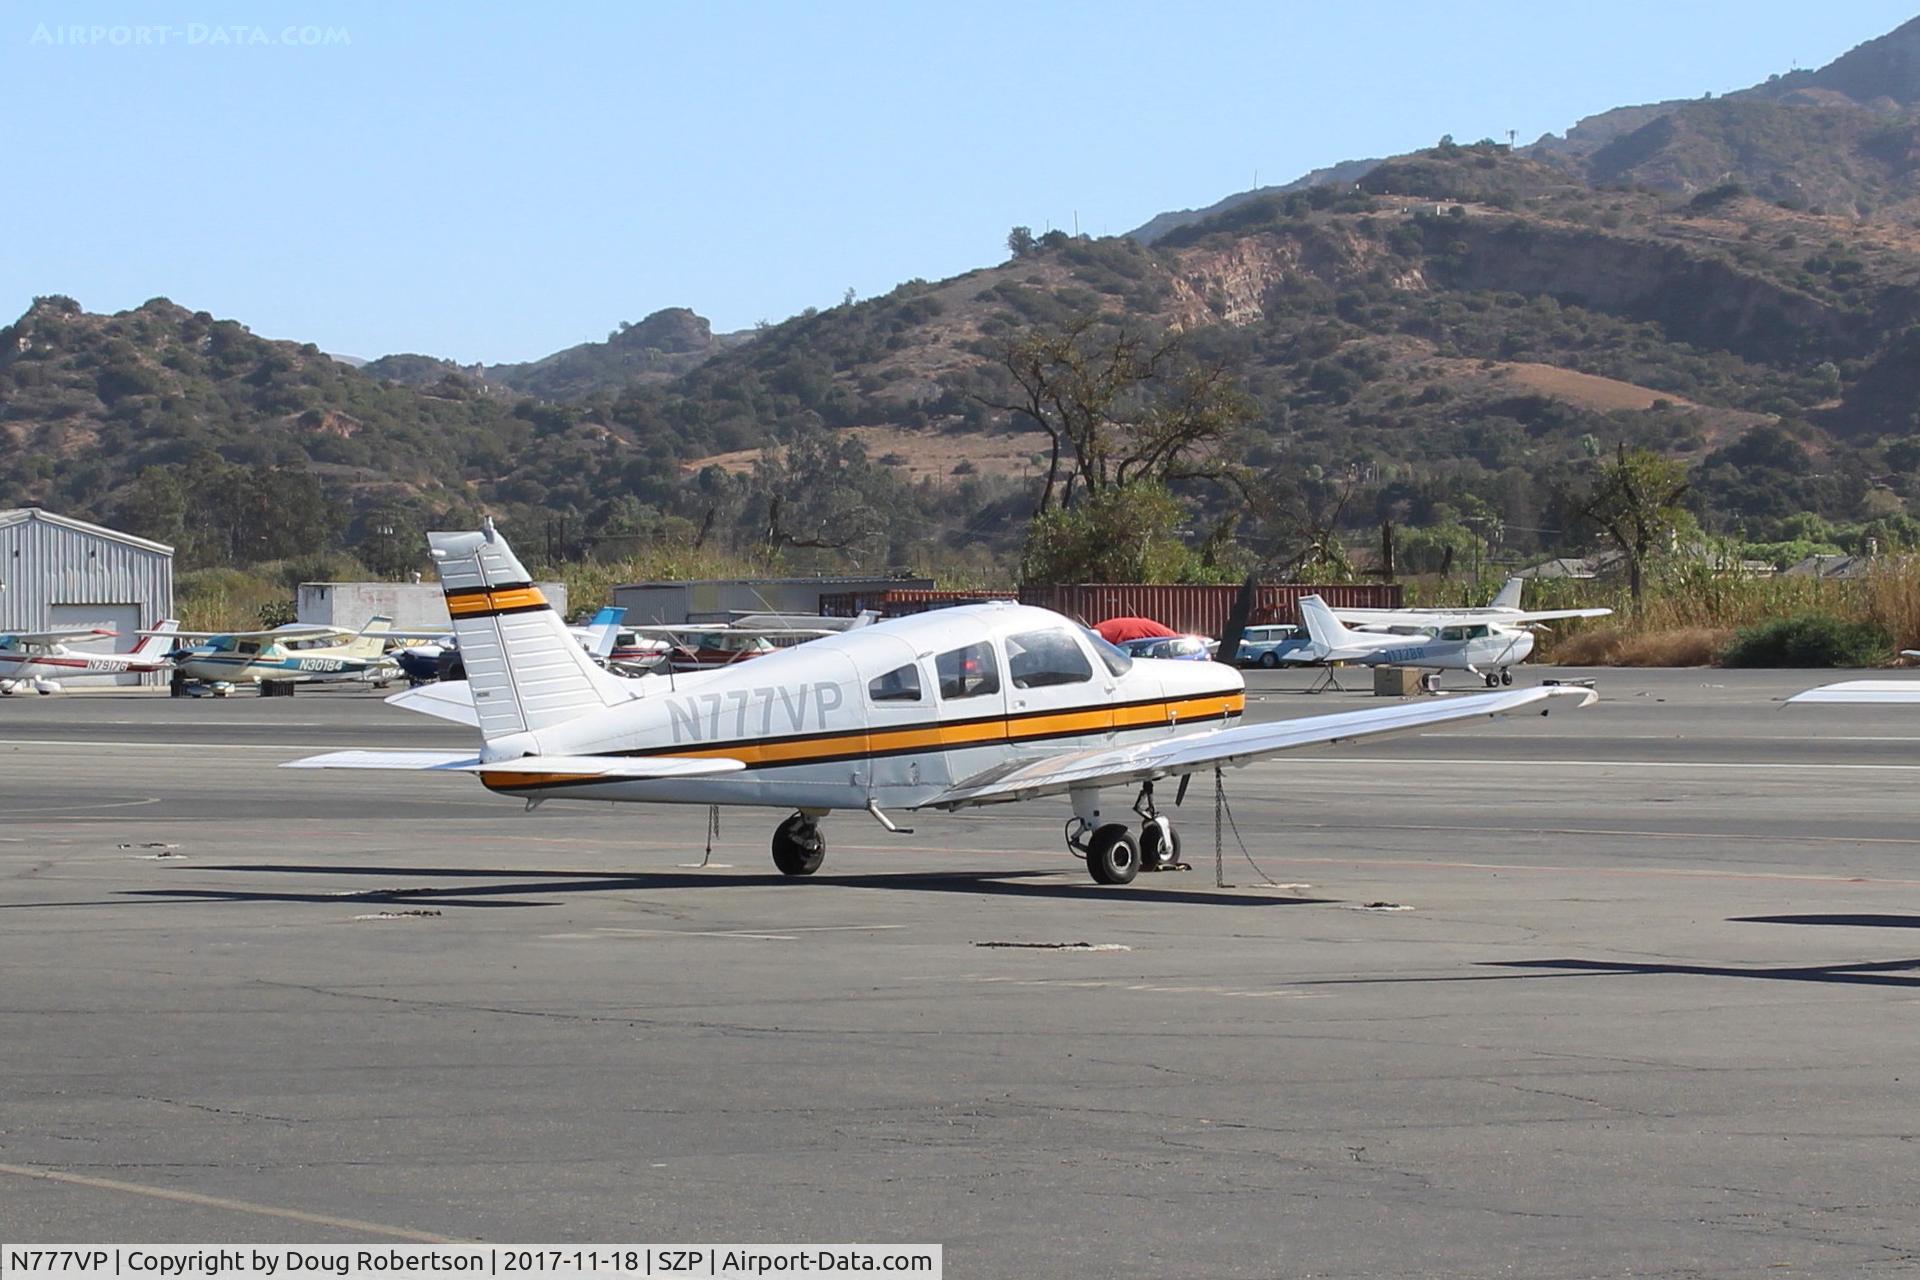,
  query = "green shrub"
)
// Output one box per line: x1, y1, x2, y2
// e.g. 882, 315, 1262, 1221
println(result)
1720, 614, 1891, 668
